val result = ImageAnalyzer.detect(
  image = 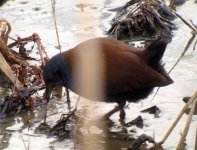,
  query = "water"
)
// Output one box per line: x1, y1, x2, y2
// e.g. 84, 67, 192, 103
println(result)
0, 0, 197, 149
